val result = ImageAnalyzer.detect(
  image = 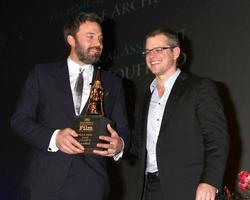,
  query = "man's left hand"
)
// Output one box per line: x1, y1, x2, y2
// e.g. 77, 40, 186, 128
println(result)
196, 183, 217, 200
93, 124, 123, 157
